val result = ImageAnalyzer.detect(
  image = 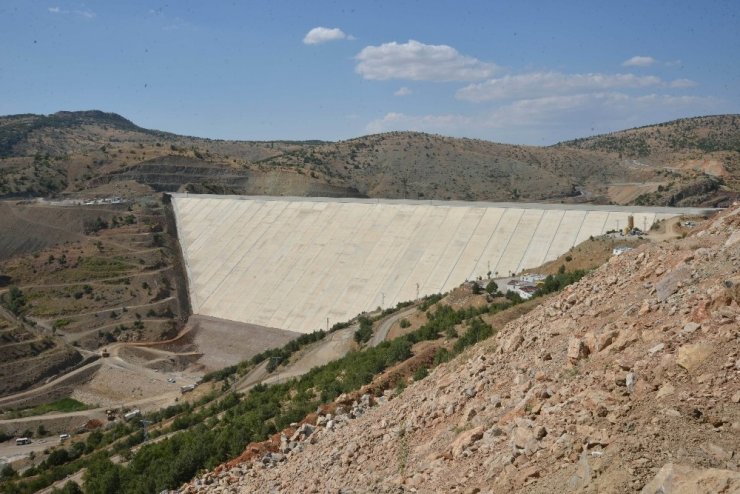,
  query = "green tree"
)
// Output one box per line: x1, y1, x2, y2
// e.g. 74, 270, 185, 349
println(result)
84, 457, 124, 494
0, 463, 16, 480
3, 286, 27, 315
353, 316, 373, 344
484, 280, 500, 295
52, 481, 83, 494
